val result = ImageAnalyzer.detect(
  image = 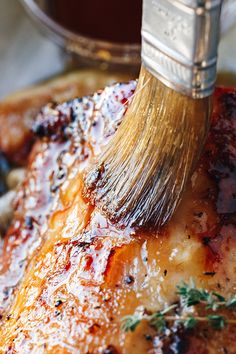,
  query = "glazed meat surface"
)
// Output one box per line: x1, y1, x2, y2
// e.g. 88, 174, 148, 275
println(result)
0, 82, 236, 353
0, 70, 129, 165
